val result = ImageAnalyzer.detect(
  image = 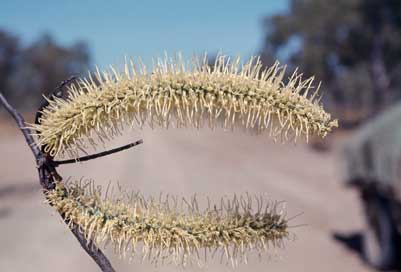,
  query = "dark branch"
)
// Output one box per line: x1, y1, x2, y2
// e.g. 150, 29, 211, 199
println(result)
0, 93, 41, 158
0, 92, 115, 272
70, 224, 115, 272
54, 139, 143, 165
35, 75, 78, 126
53, 75, 78, 97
